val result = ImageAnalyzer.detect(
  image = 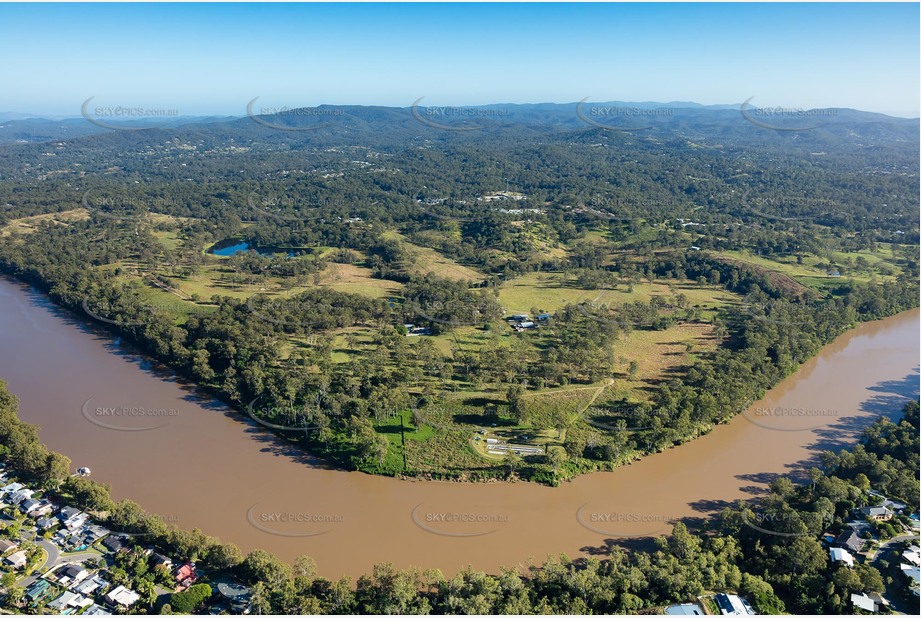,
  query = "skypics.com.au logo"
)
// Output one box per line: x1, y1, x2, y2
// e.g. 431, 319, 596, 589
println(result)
410, 503, 511, 538
81, 397, 179, 432
246, 97, 345, 131
576, 98, 674, 132
81, 97, 180, 131
740, 96, 838, 132
411, 97, 510, 132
